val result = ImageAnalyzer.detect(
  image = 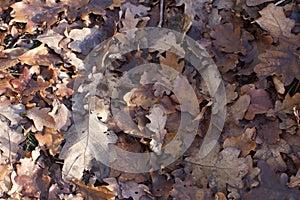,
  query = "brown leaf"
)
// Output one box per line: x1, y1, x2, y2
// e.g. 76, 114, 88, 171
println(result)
230, 94, 251, 123
23, 76, 51, 96
10, 67, 32, 93
11, 0, 64, 34
186, 146, 249, 191
271, 93, 300, 115
27, 107, 55, 131
240, 84, 273, 120
254, 139, 290, 172
254, 37, 300, 86
35, 128, 64, 155
19, 44, 61, 66
37, 30, 64, 54
223, 127, 256, 157
13, 157, 51, 198
120, 181, 149, 200
256, 3, 295, 38
246, 0, 274, 6
210, 23, 247, 54
258, 119, 281, 144
73, 179, 116, 200
0, 48, 28, 69
120, 8, 139, 32
243, 161, 299, 199
159, 51, 184, 72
